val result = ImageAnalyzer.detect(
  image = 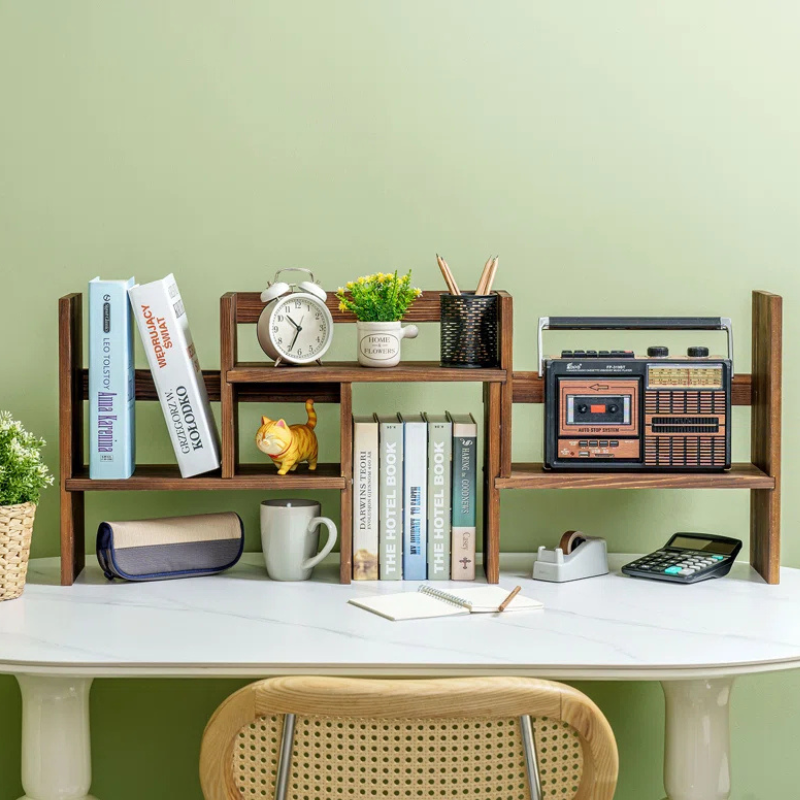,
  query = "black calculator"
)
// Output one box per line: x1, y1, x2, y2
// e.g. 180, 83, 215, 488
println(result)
622, 532, 742, 584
